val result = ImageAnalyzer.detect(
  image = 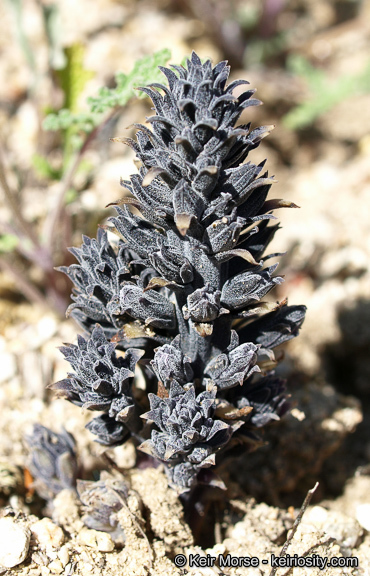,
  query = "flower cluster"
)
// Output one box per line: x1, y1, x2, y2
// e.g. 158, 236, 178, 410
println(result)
26, 425, 78, 500
77, 476, 129, 543
53, 52, 306, 491
50, 324, 144, 445
140, 382, 238, 489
